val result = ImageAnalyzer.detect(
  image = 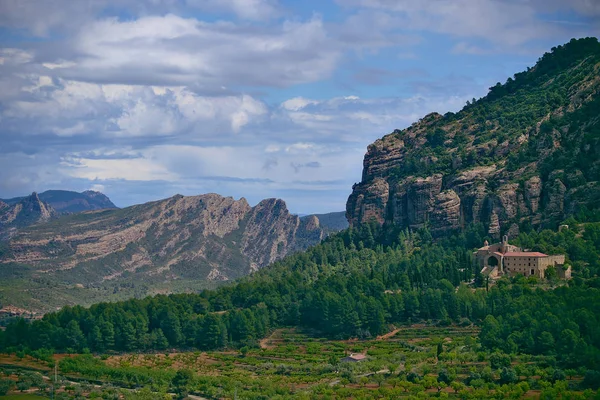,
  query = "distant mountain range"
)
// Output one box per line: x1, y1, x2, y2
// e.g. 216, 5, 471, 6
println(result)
302, 211, 348, 233
0, 190, 117, 240
2, 190, 116, 214
0, 193, 345, 312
